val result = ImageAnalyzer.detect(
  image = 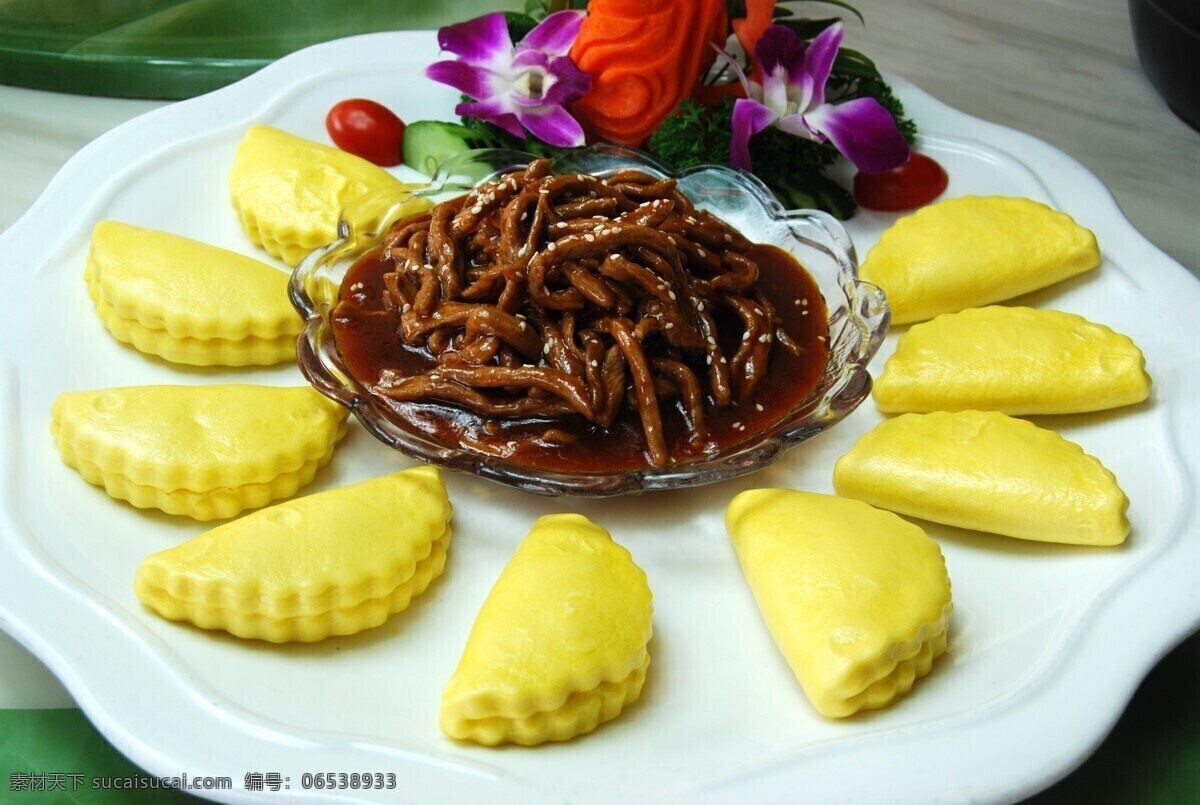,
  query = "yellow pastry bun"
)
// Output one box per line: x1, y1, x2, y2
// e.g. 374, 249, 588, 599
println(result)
229, 124, 426, 266
51, 385, 348, 520
860, 196, 1101, 324
84, 221, 301, 366
134, 467, 452, 642
440, 514, 652, 746
727, 489, 952, 718
873, 306, 1151, 414
834, 410, 1130, 545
